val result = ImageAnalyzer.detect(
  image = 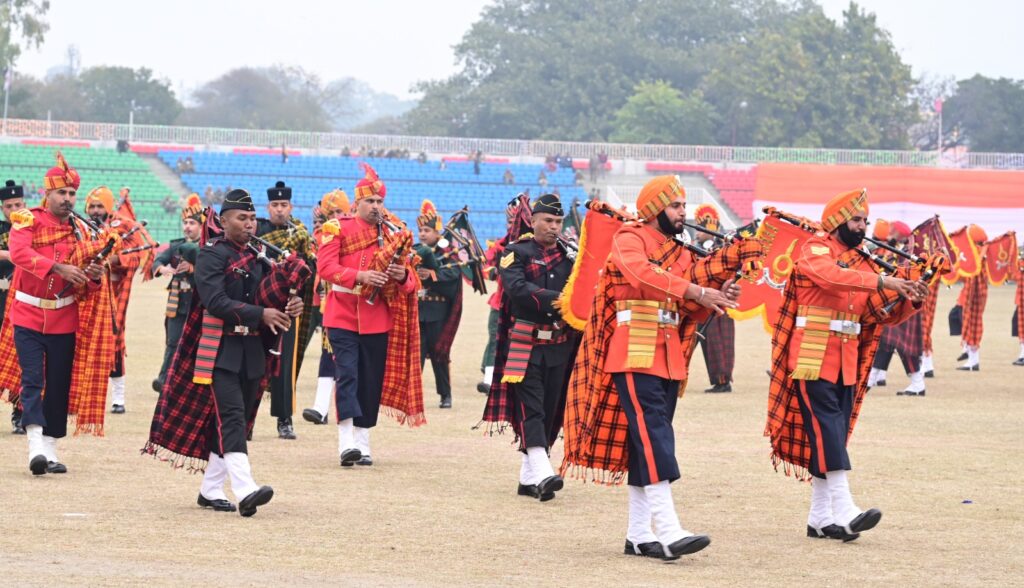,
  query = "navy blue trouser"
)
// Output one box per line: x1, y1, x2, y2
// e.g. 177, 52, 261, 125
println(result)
13, 326, 75, 439
210, 367, 261, 455
318, 346, 335, 378
612, 372, 681, 487
328, 328, 388, 428
420, 319, 451, 398
796, 378, 854, 479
